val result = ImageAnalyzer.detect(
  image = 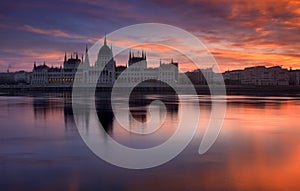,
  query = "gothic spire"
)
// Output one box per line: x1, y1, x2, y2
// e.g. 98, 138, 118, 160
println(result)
104, 35, 107, 46
64, 52, 67, 62
83, 44, 90, 68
